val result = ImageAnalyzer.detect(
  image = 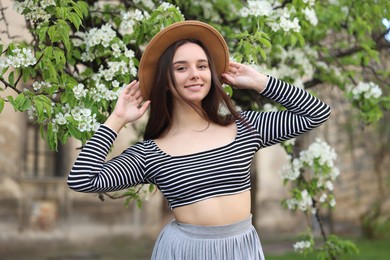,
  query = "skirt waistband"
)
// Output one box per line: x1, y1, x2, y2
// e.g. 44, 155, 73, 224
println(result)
173, 215, 253, 239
